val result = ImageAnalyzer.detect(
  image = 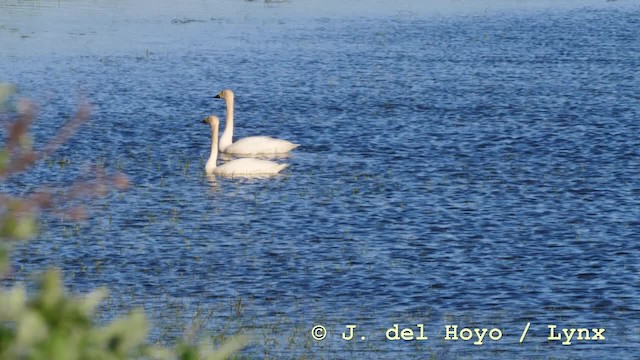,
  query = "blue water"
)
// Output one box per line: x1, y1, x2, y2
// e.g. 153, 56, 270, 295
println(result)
1, 1, 639, 358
